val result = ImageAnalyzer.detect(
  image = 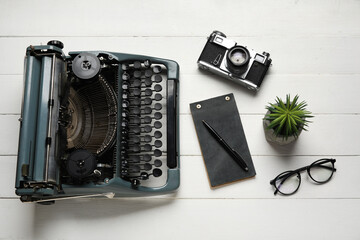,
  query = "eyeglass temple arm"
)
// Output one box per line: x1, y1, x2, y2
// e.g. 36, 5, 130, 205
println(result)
312, 162, 337, 172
